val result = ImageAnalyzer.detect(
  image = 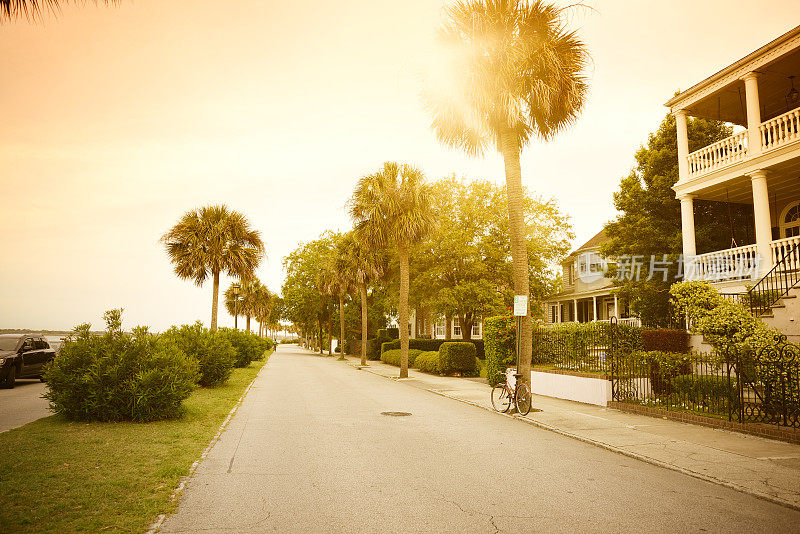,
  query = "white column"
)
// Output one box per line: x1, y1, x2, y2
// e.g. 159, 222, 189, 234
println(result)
750, 170, 773, 274
614, 294, 619, 318
573, 299, 578, 323
679, 194, 698, 281
592, 295, 597, 322
742, 72, 762, 156
674, 110, 690, 181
